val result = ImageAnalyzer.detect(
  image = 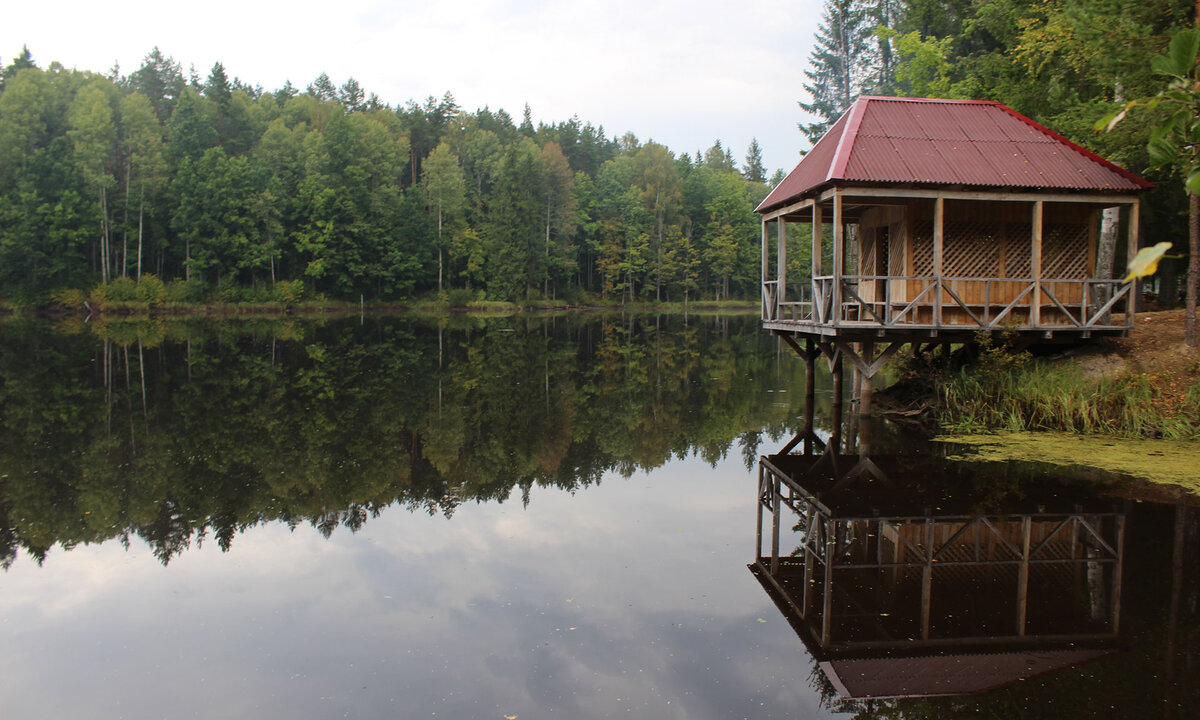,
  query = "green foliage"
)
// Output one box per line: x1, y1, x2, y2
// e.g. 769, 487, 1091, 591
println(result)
0, 49, 771, 307
135, 273, 167, 306
165, 279, 205, 303
90, 276, 138, 307
446, 287, 474, 307
49, 287, 88, 309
